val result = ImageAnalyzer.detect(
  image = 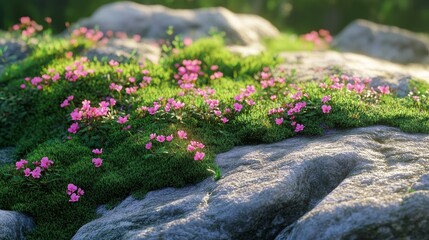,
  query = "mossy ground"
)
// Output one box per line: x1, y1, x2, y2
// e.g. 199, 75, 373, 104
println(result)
0, 33, 429, 239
